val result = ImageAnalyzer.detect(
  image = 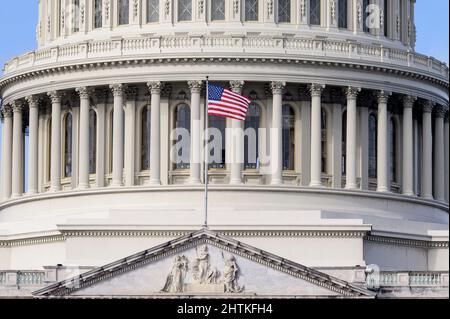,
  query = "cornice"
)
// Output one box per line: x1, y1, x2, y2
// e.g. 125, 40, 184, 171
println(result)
364, 235, 449, 249
0, 54, 448, 106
